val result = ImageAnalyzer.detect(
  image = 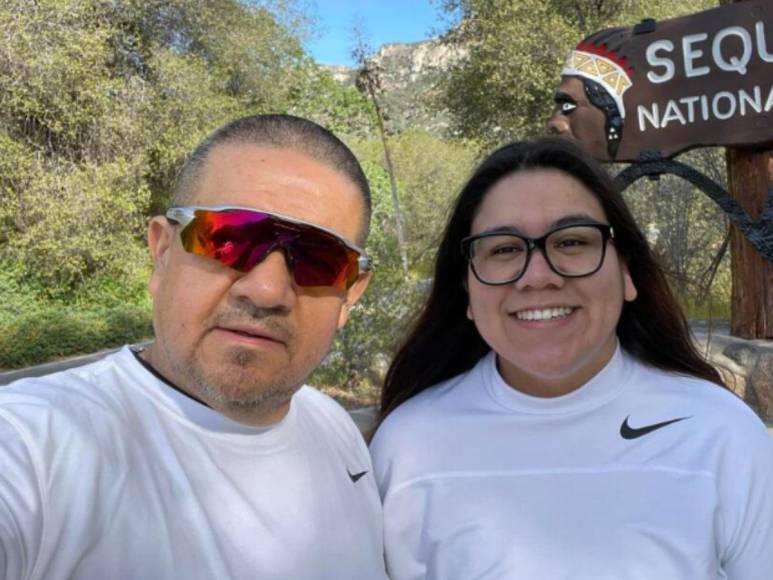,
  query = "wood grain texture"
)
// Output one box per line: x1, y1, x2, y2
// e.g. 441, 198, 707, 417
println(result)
727, 147, 773, 339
